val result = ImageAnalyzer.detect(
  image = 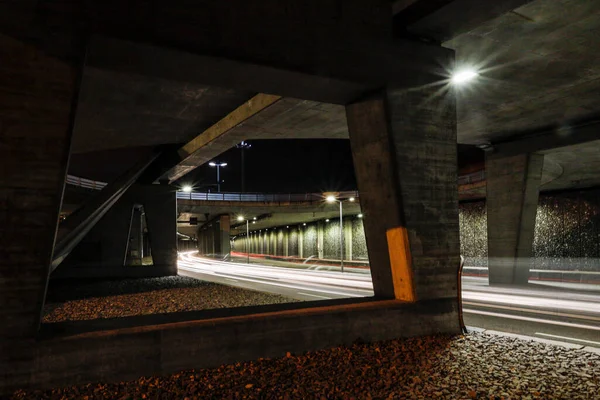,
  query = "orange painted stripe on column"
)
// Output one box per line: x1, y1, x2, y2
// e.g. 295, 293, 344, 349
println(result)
386, 226, 416, 302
